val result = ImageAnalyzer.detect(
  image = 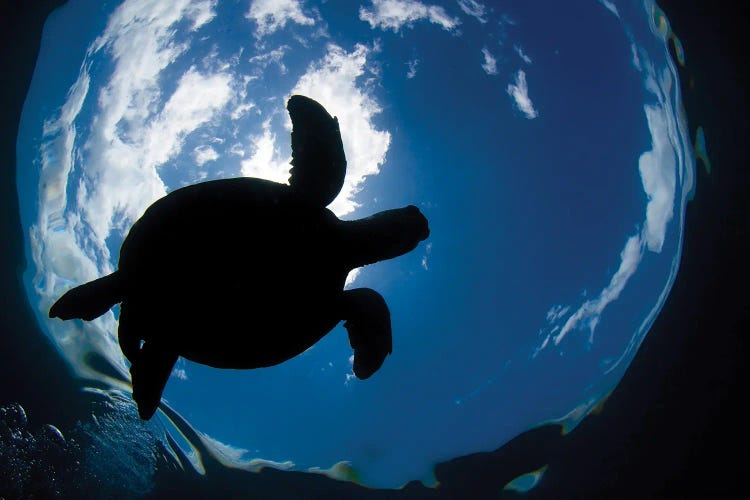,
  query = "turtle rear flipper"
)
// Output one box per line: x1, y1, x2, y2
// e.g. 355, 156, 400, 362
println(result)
342, 288, 392, 380
130, 342, 178, 420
